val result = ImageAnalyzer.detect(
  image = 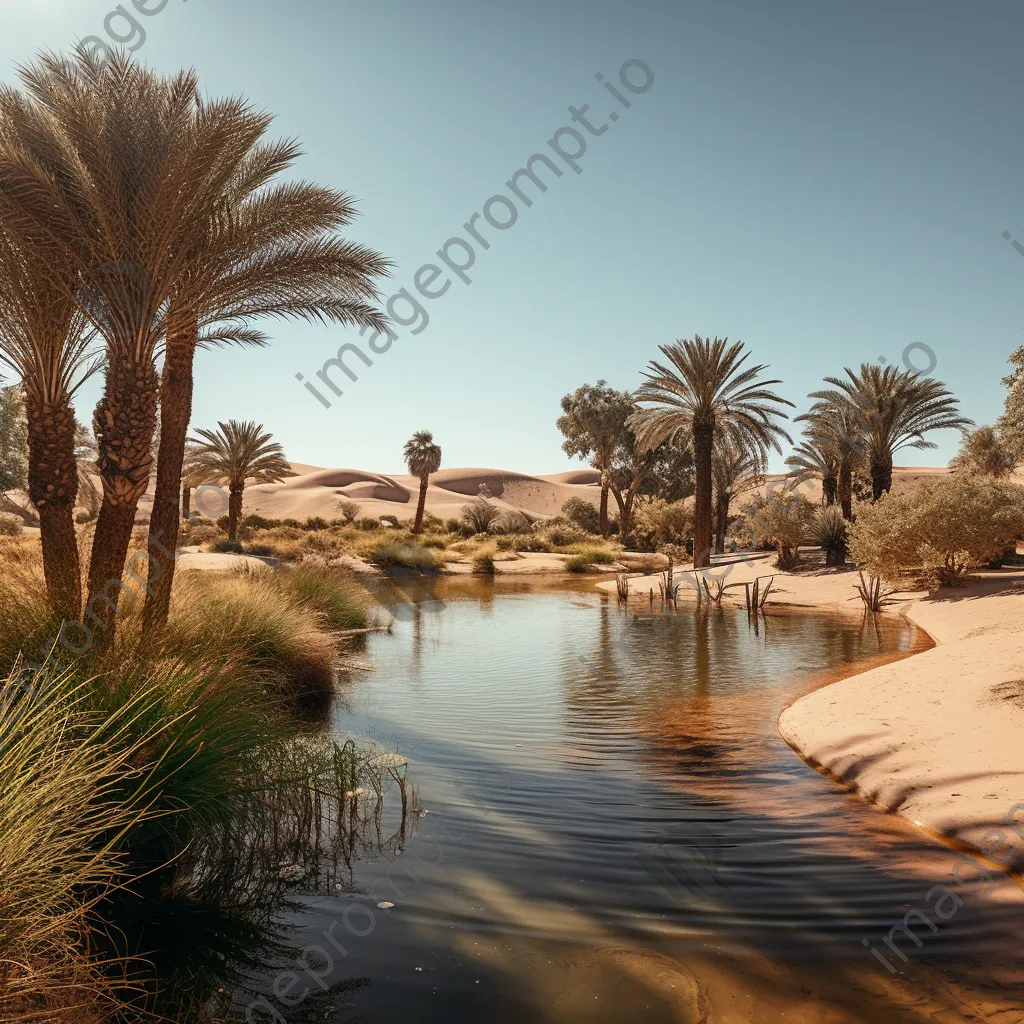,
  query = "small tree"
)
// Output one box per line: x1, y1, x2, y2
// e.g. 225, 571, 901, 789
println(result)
339, 499, 361, 523
633, 497, 693, 553
949, 426, 1015, 478
561, 496, 600, 534
849, 477, 1024, 586
742, 491, 813, 568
